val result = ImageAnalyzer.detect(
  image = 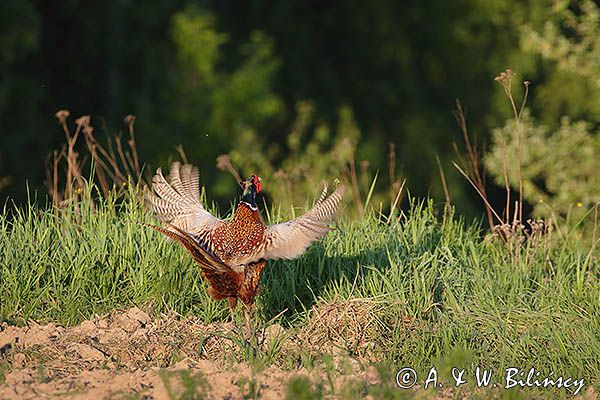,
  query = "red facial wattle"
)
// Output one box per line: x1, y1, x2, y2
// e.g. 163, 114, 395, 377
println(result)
253, 176, 262, 193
